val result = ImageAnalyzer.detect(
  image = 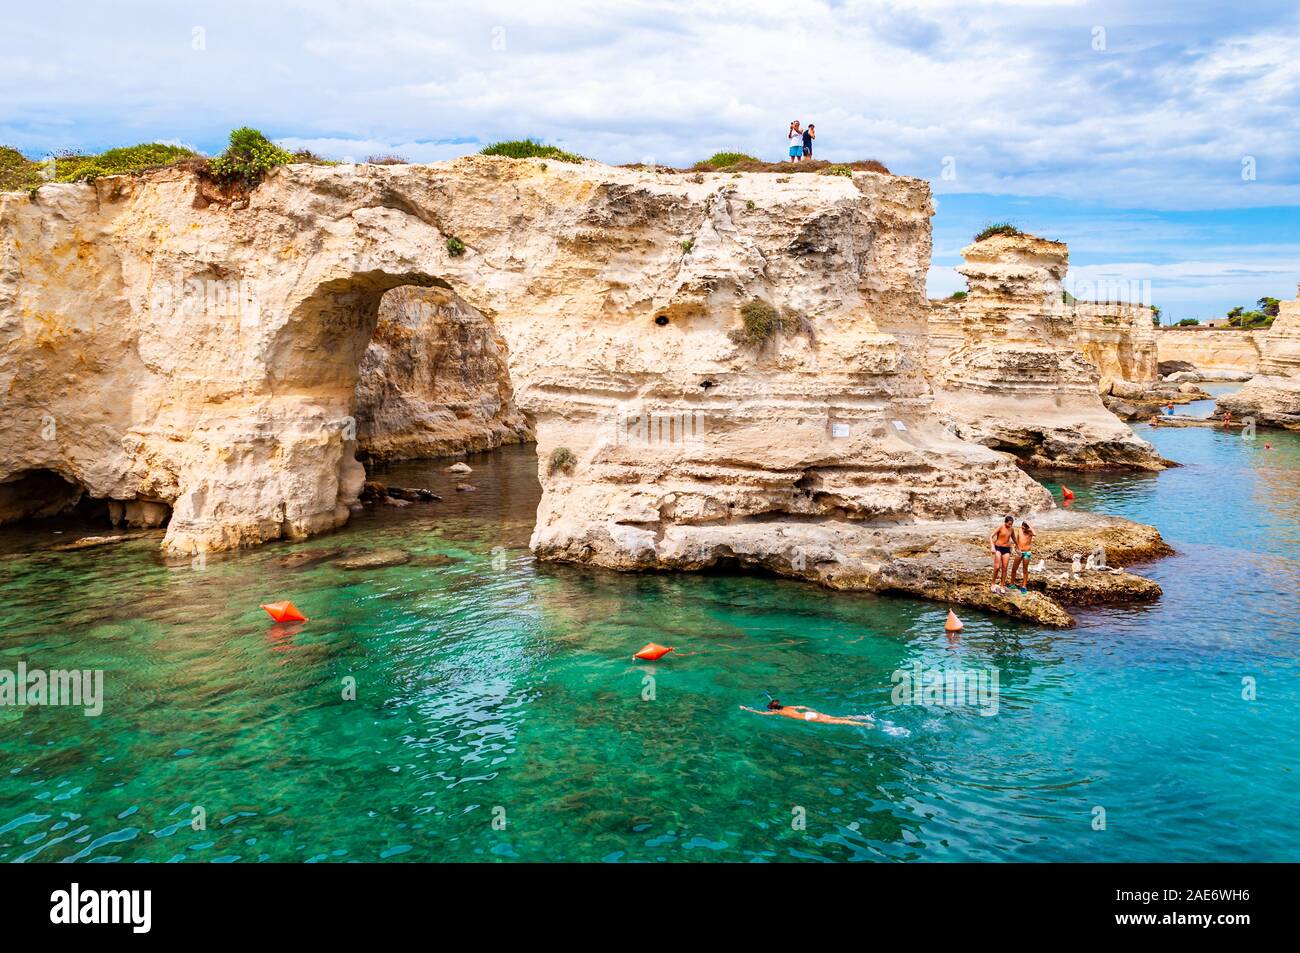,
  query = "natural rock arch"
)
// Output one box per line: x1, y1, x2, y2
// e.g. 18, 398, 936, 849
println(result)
2, 157, 1054, 566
